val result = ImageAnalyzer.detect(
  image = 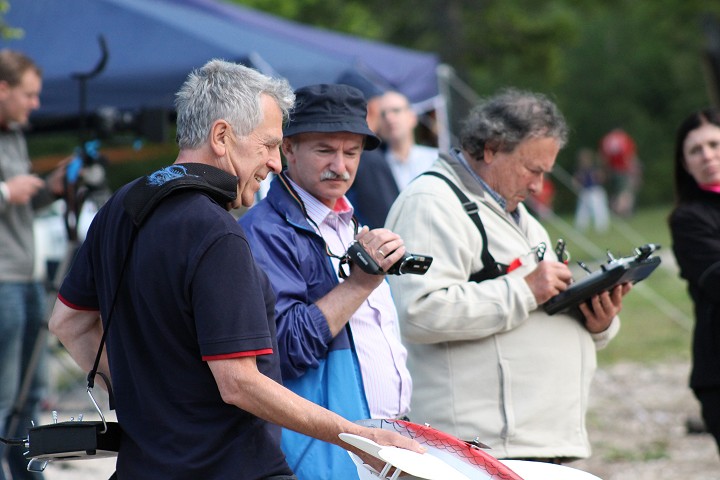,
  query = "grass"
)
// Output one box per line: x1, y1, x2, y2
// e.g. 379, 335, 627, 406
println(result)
539, 204, 693, 365
599, 440, 670, 463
